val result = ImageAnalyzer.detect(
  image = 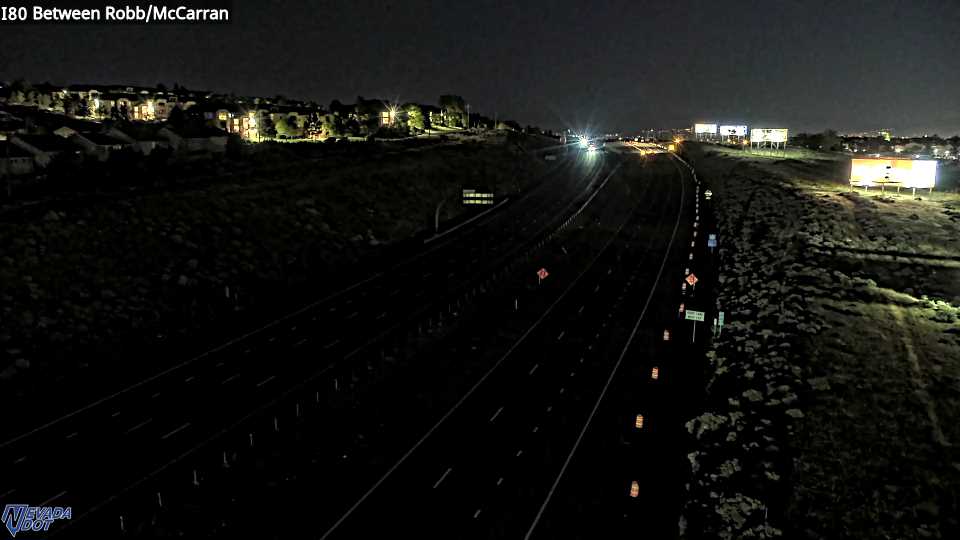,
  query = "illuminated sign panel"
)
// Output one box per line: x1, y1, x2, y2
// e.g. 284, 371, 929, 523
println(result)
462, 189, 495, 205
719, 125, 747, 136
750, 128, 788, 143
849, 159, 936, 189
694, 123, 717, 135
